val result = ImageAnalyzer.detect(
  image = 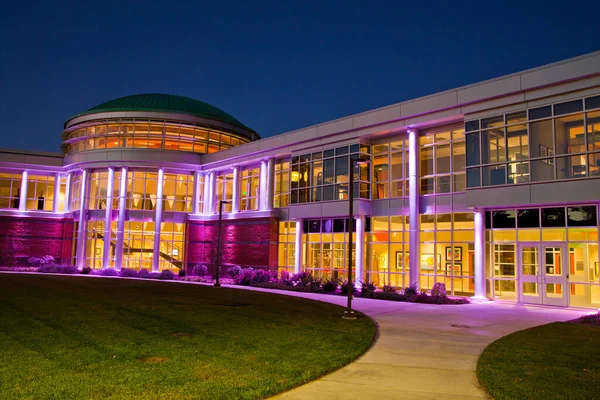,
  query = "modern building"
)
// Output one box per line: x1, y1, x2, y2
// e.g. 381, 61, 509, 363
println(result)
1, 51, 599, 309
